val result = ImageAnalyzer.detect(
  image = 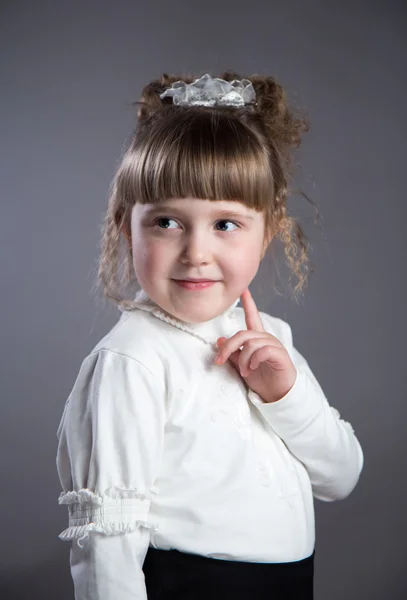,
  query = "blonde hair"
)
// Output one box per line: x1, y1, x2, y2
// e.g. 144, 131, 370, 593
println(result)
96, 71, 320, 311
